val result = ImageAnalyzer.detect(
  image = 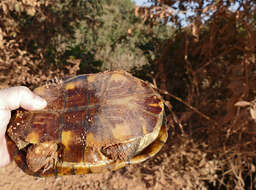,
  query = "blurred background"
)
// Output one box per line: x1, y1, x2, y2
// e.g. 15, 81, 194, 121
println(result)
0, 0, 256, 189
